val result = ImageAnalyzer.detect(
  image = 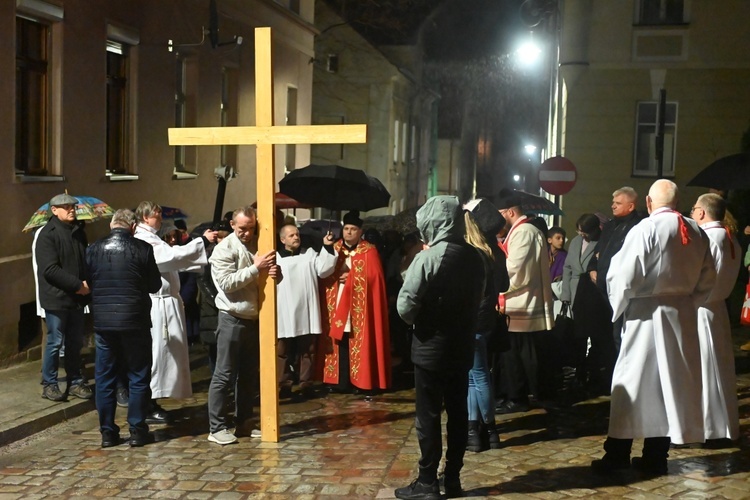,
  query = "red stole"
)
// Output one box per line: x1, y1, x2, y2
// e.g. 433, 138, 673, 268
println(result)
318, 240, 391, 390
